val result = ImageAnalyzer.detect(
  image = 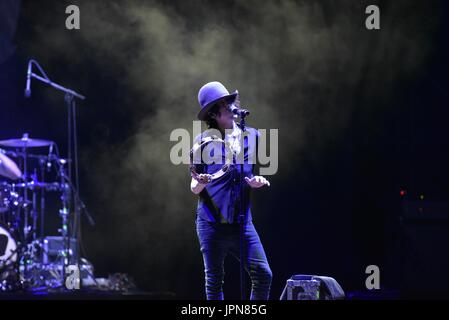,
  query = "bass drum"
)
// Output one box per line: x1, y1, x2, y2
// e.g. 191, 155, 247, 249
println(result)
0, 224, 20, 291
0, 224, 18, 269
